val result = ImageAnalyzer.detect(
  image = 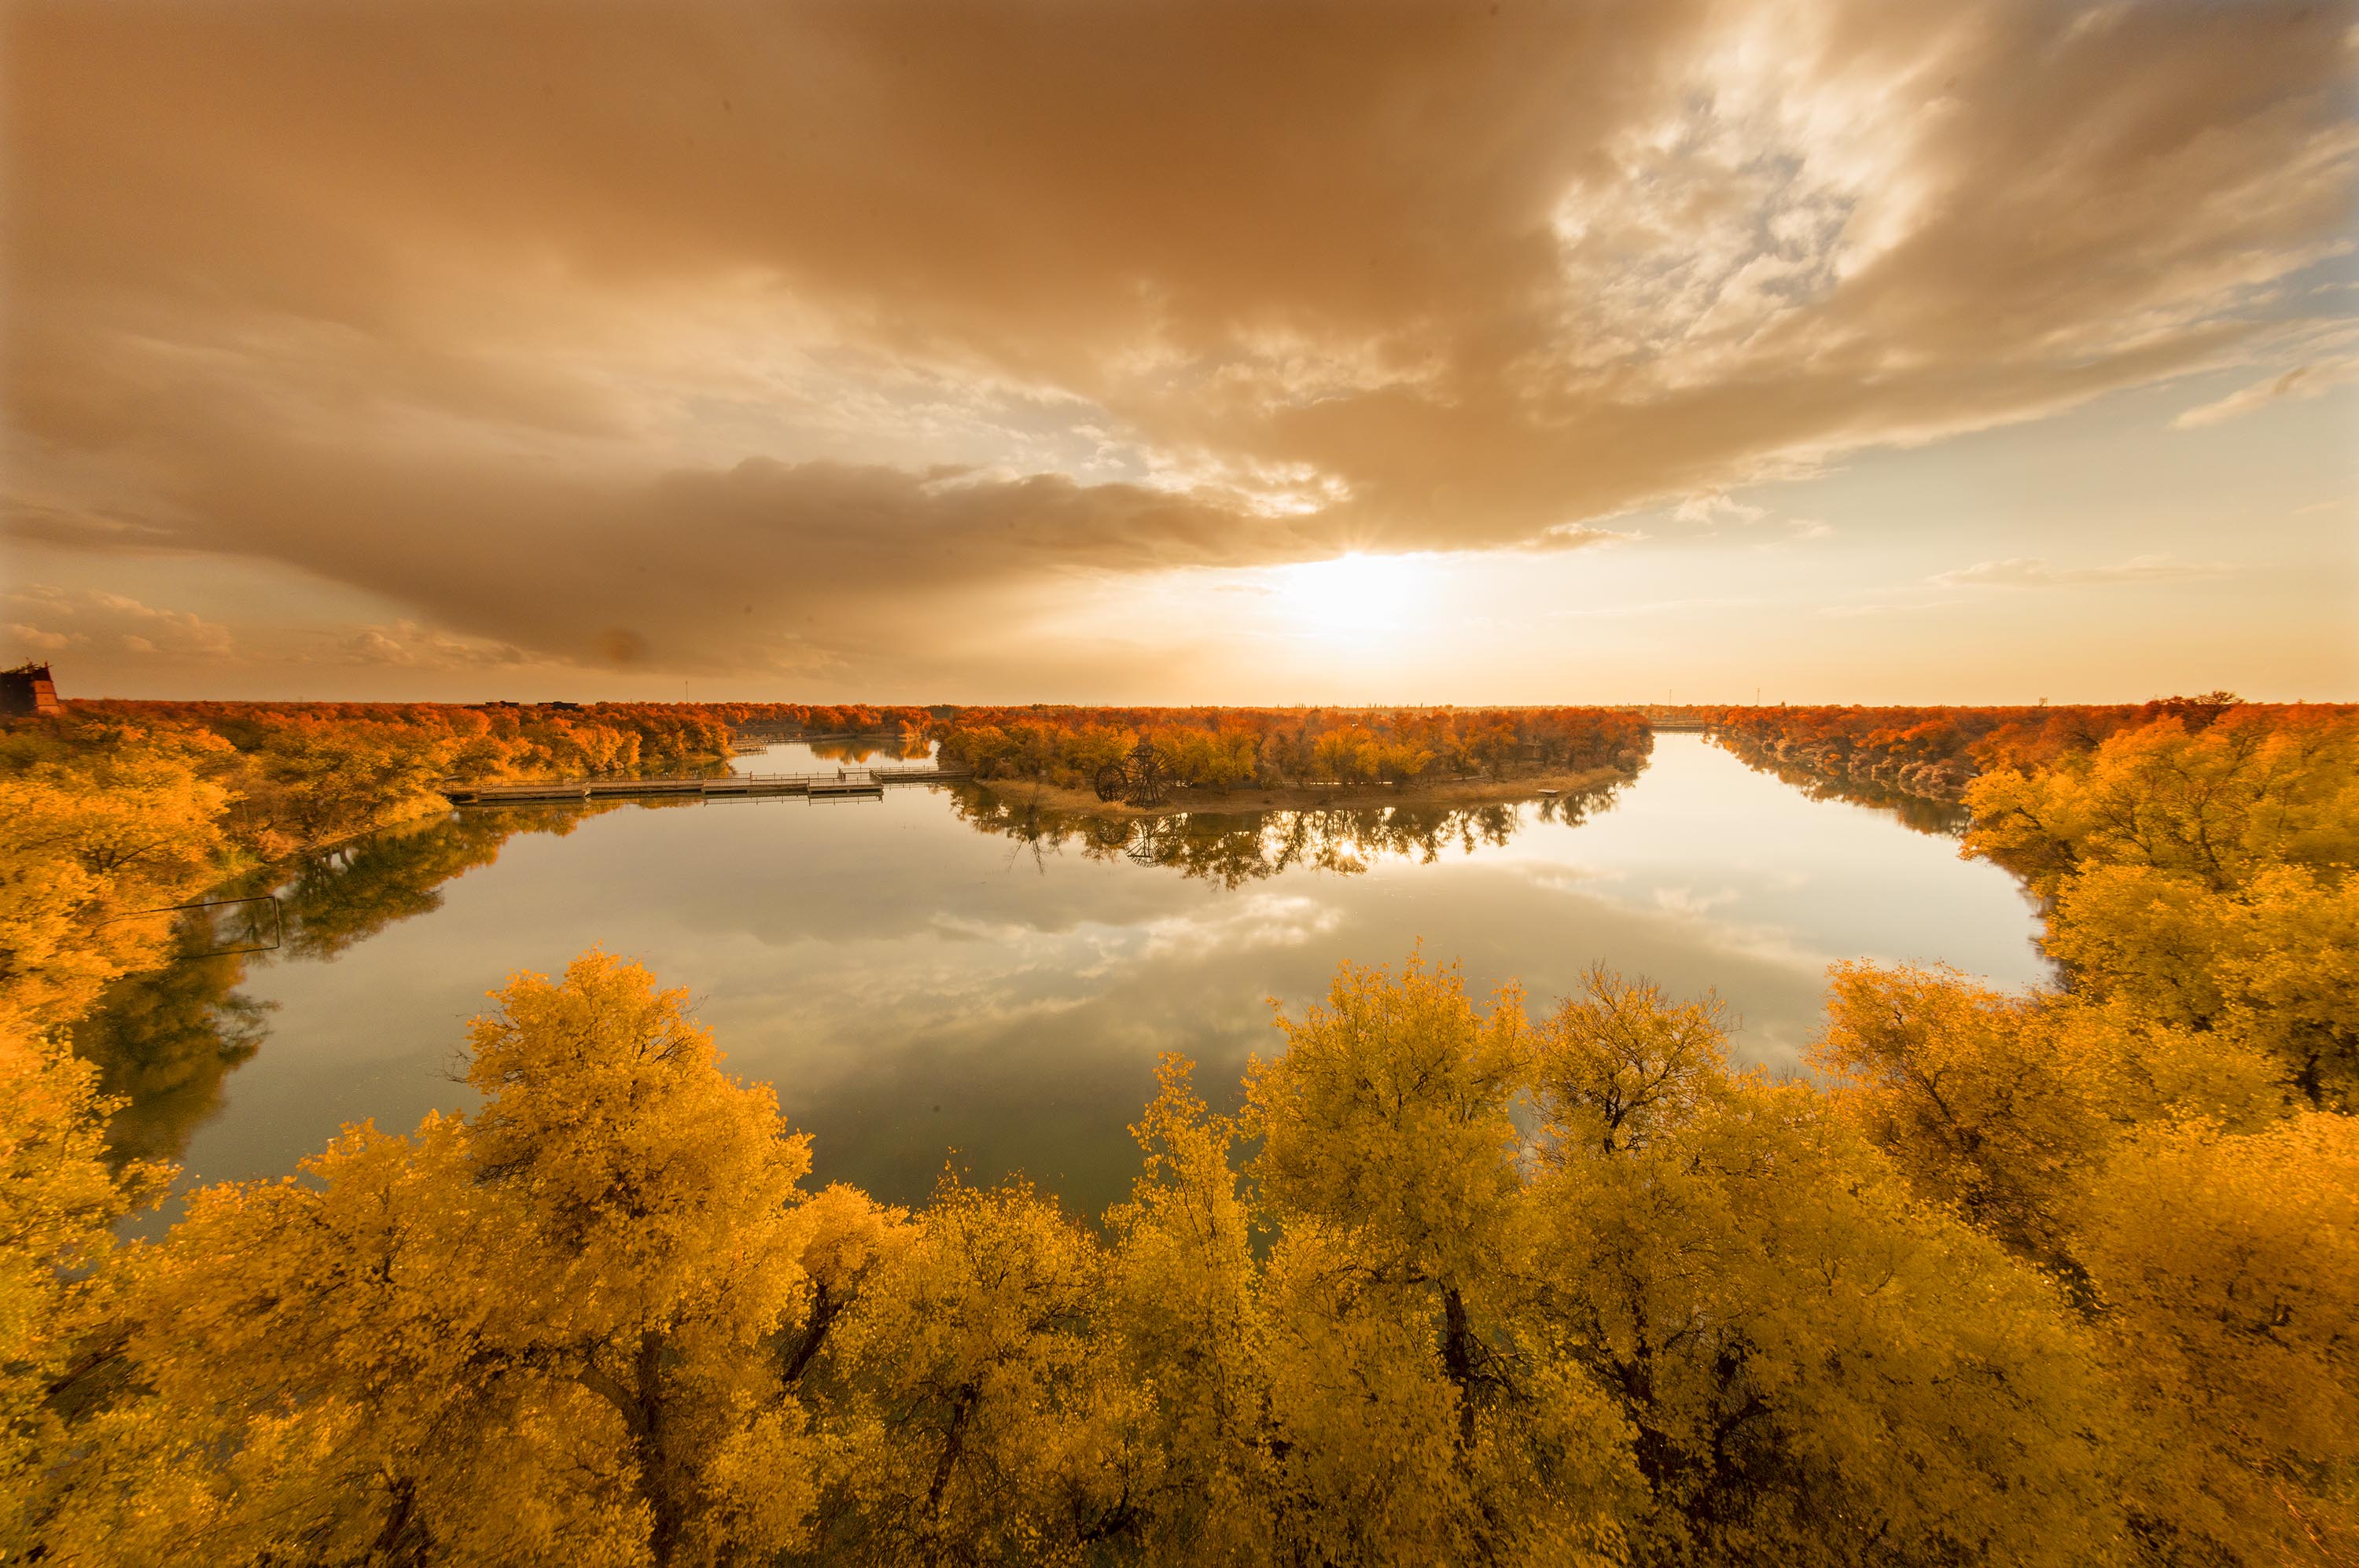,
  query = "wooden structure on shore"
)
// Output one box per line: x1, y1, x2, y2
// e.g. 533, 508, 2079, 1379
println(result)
1, 661, 63, 717
1642, 706, 1716, 734
442, 764, 970, 807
